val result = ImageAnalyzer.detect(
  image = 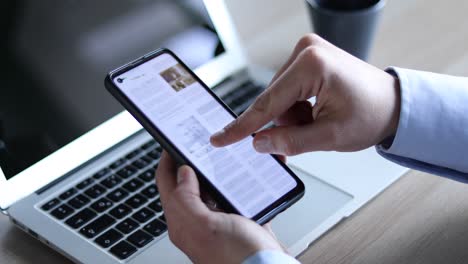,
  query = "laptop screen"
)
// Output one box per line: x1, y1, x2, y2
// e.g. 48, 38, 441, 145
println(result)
0, 0, 225, 179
